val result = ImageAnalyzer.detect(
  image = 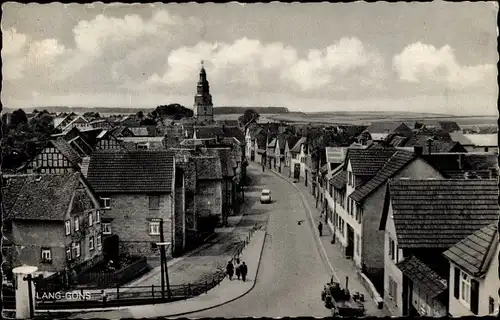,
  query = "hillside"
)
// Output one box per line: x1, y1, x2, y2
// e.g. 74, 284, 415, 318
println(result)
2, 106, 290, 115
